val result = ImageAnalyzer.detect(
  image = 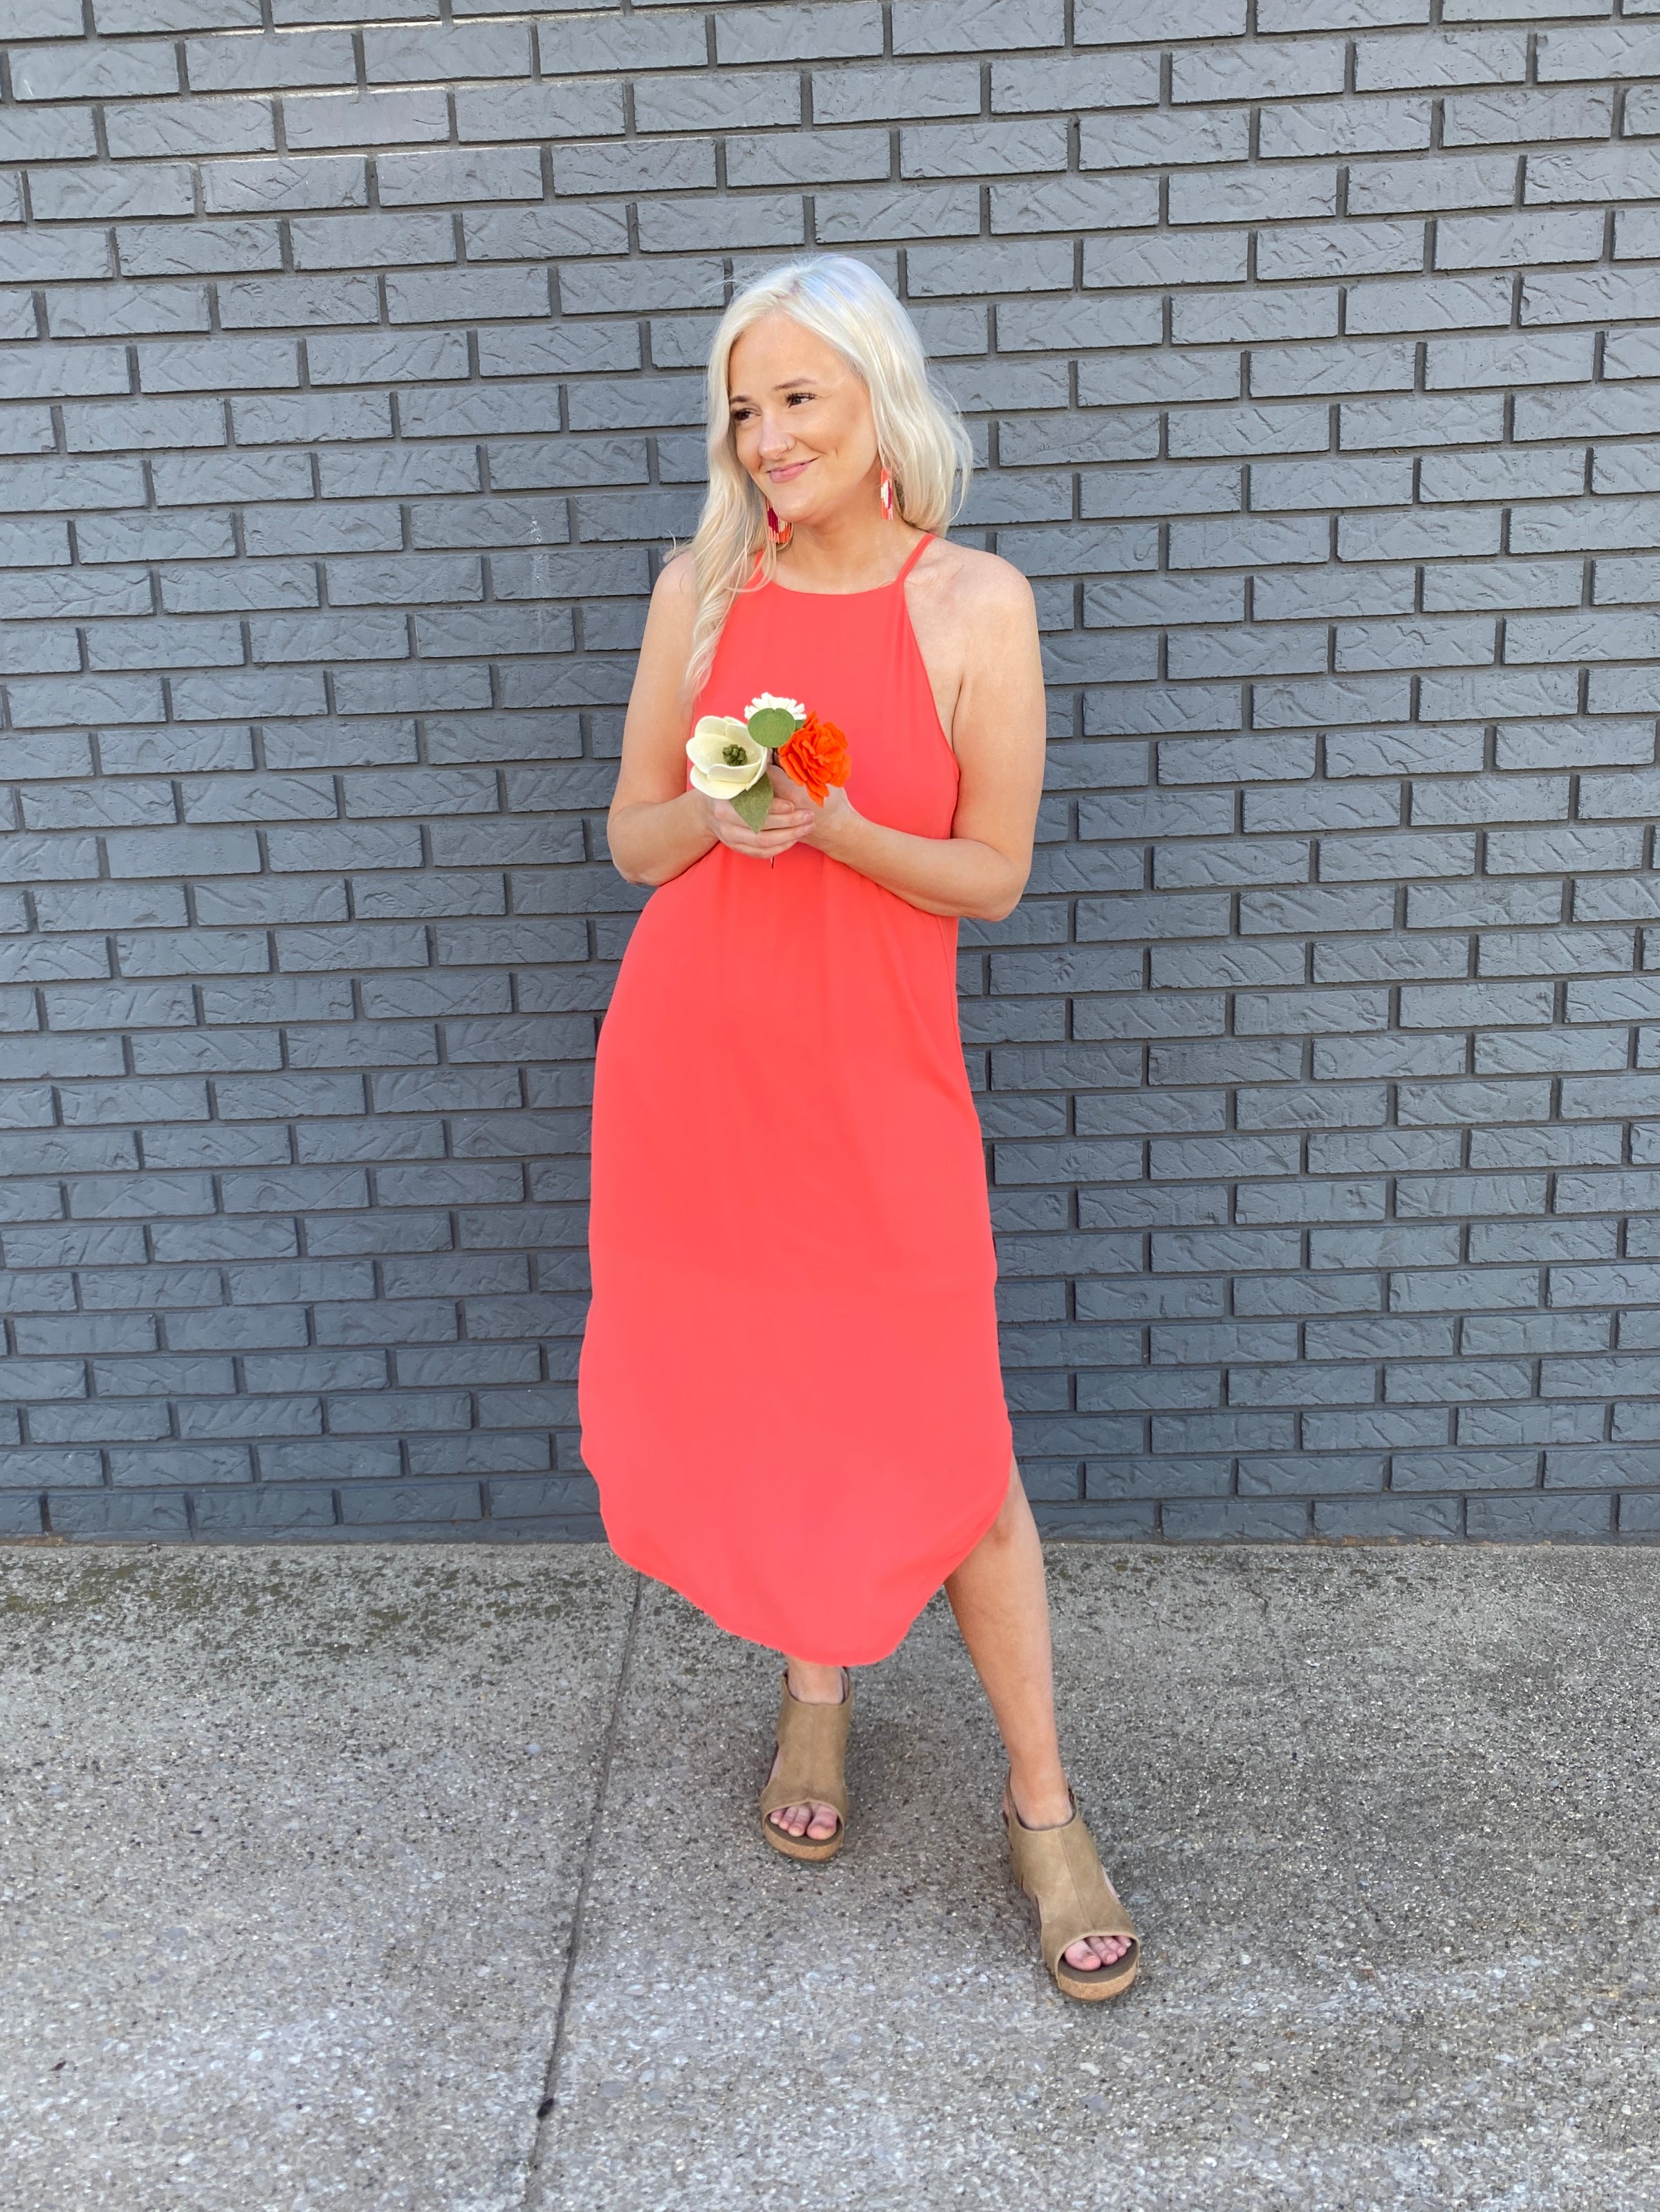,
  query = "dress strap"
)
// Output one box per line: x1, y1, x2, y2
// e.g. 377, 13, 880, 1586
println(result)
894, 532, 934, 585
